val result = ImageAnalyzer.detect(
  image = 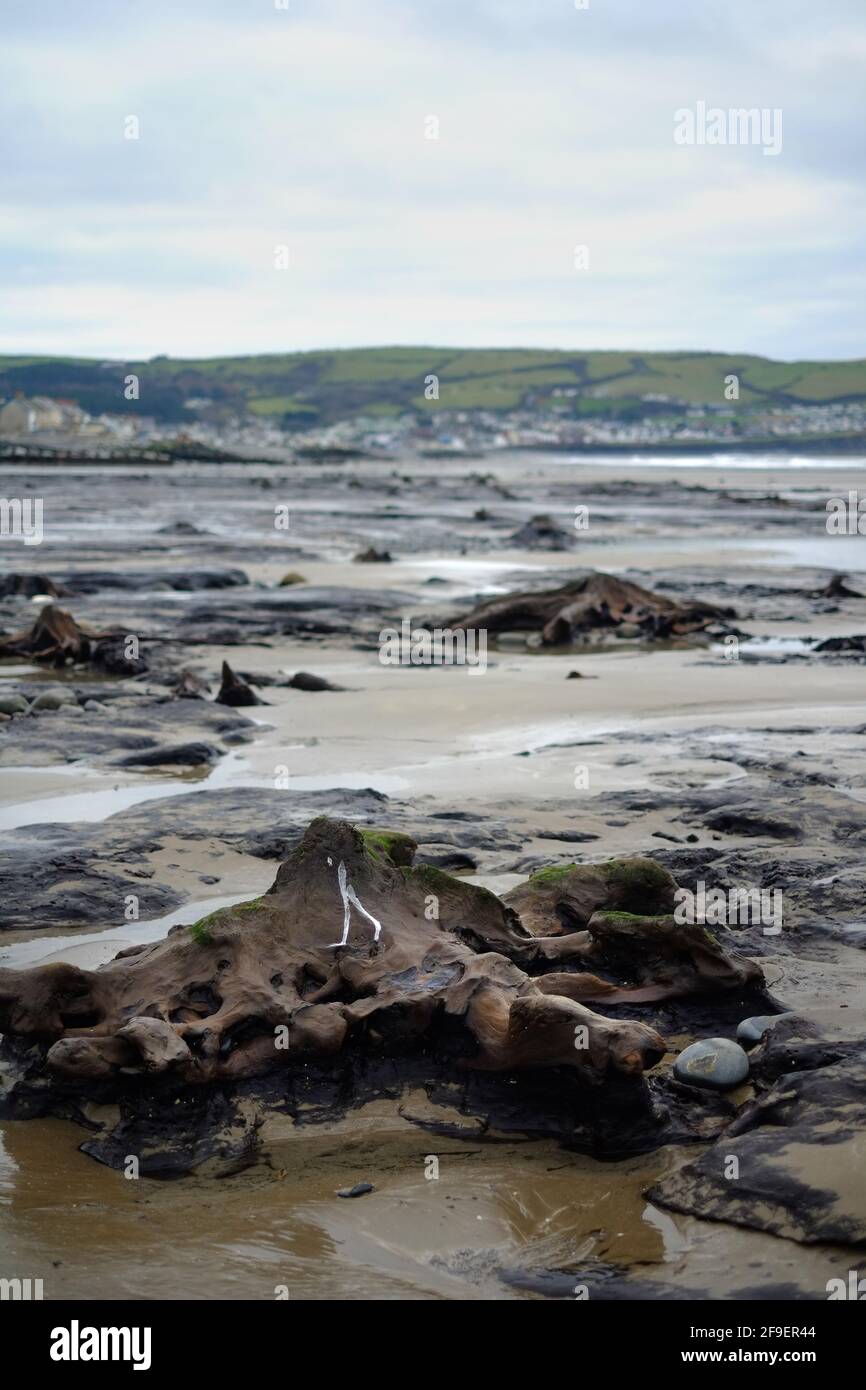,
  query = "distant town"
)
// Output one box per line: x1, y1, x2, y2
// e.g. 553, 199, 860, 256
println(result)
2, 389, 866, 463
